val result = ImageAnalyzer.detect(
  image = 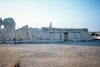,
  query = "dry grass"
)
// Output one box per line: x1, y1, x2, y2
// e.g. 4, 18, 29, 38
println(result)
0, 44, 100, 67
